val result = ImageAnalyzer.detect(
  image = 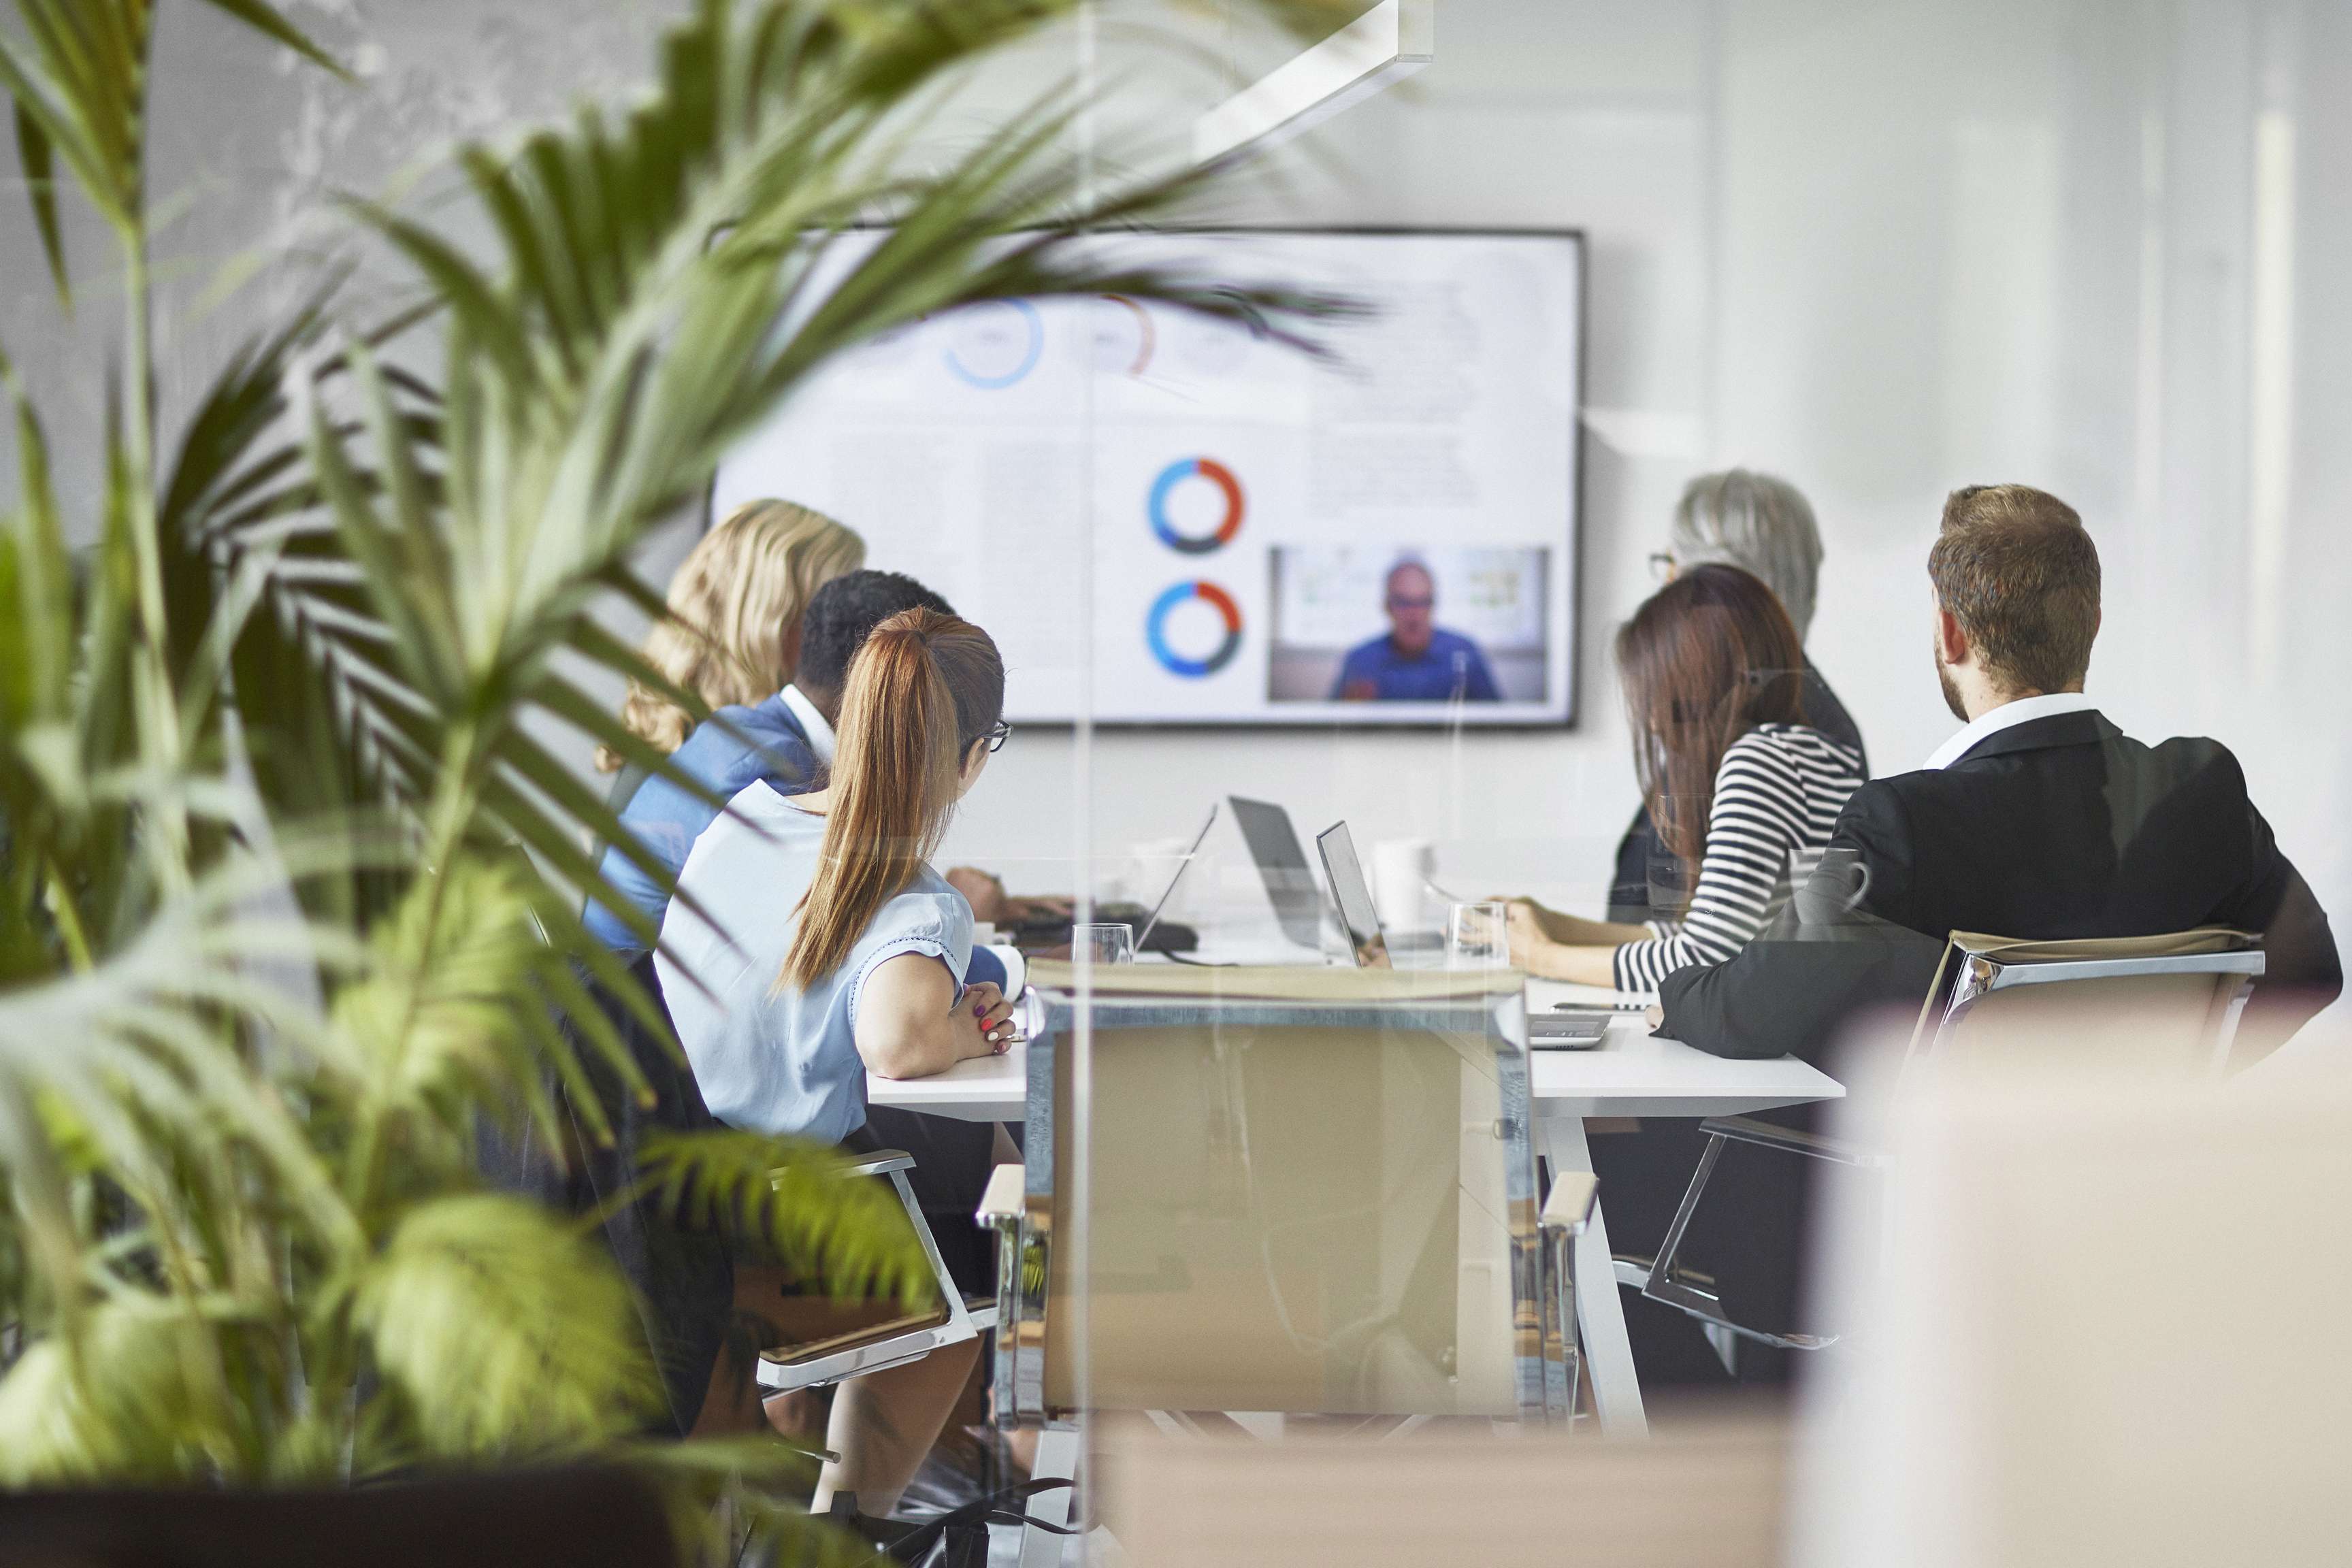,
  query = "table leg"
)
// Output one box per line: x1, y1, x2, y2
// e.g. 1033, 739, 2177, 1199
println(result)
1542, 1112, 1648, 1439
